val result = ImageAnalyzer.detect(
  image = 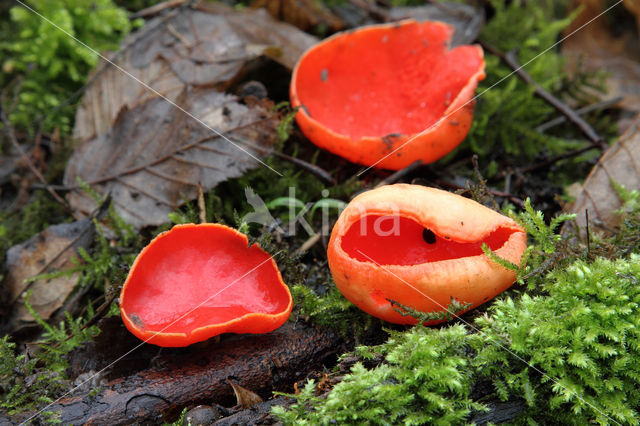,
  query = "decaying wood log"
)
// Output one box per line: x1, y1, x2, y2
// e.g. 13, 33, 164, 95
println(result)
22, 323, 340, 425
